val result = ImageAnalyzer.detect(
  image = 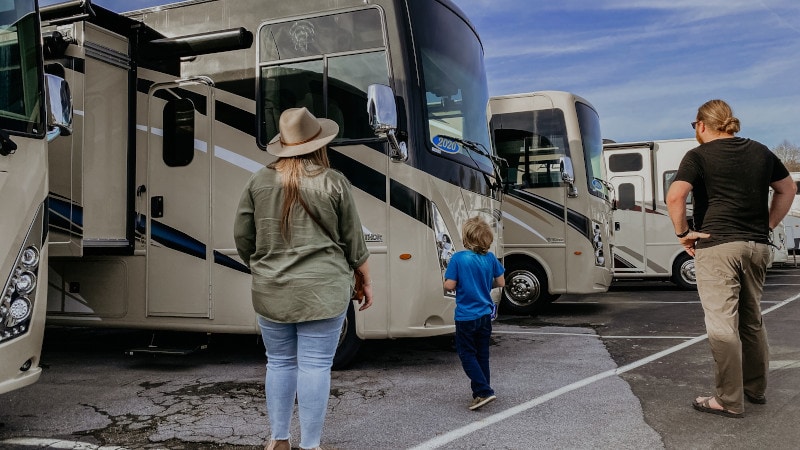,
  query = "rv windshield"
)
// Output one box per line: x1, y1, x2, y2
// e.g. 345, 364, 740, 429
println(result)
575, 101, 610, 201
490, 108, 571, 189
0, 0, 43, 136
408, 0, 494, 175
